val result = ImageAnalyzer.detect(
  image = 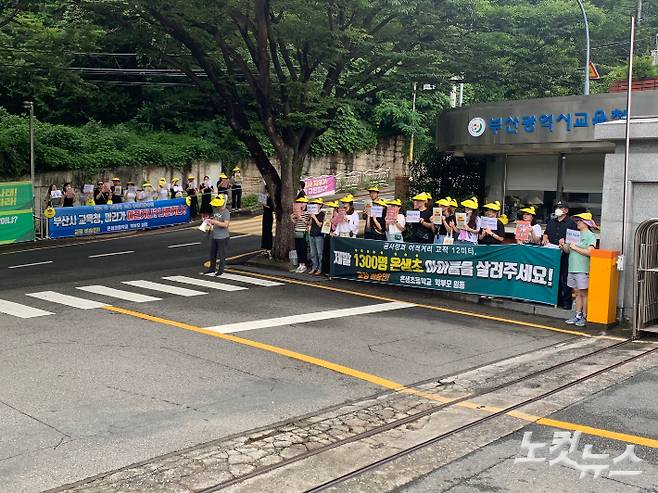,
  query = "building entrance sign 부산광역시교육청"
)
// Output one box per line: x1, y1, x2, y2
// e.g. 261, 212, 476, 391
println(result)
330, 237, 561, 305
0, 181, 35, 245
